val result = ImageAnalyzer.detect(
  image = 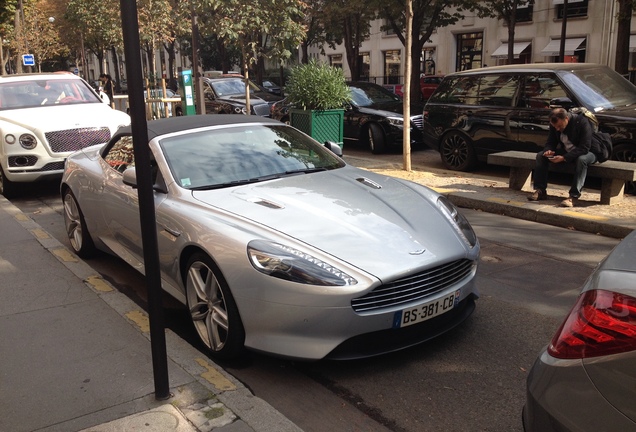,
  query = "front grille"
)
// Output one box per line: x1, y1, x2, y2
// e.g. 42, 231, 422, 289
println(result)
411, 115, 423, 130
46, 127, 111, 153
351, 259, 475, 313
252, 104, 271, 117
